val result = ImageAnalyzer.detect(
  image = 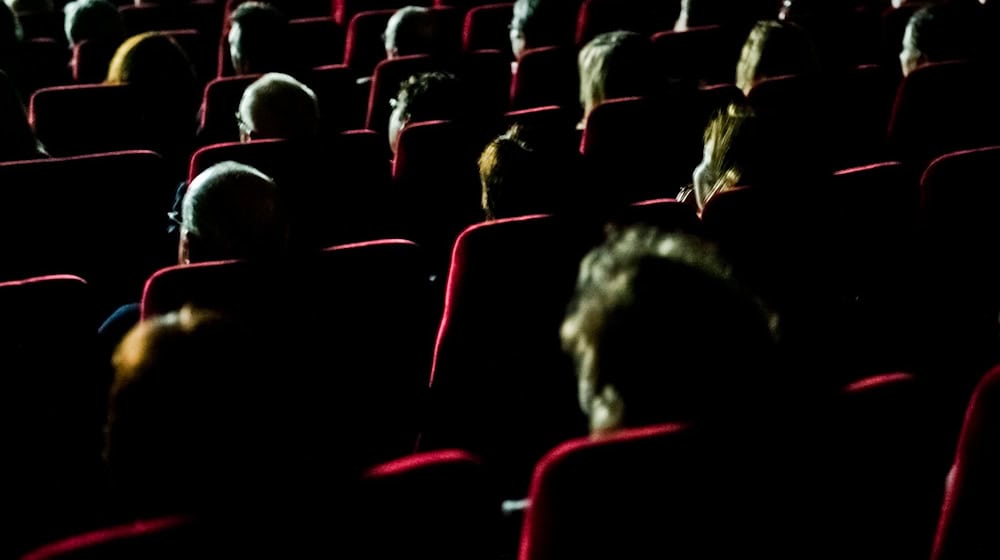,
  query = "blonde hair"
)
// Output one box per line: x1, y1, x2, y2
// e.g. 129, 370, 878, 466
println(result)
697, 103, 761, 206
735, 20, 819, 94
578, 30, 650, 120
106, 31, 194, 87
